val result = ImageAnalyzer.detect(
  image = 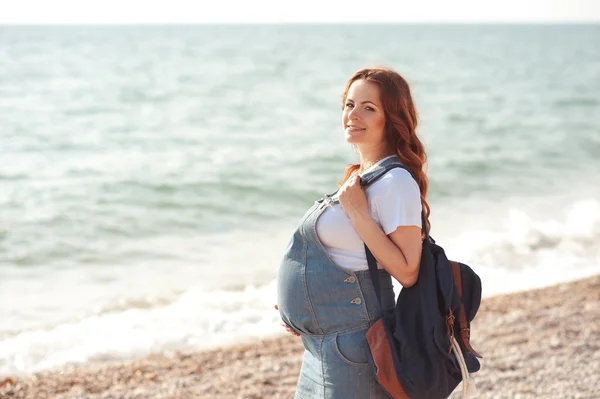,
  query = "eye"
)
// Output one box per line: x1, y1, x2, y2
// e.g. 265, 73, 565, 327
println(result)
345, 103, 354, 108
365, 106, 374, 111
